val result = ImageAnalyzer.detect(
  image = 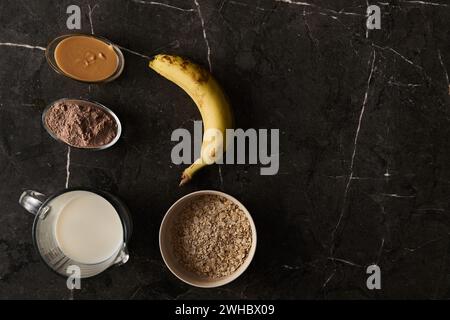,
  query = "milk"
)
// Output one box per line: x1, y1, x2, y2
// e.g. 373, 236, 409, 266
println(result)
48, 191, 124, 264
